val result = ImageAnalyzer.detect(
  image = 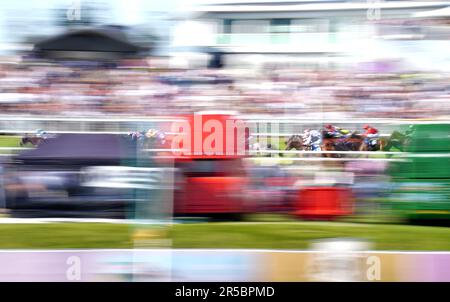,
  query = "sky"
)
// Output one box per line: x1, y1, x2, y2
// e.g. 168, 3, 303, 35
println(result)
0, 0, 191, 47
